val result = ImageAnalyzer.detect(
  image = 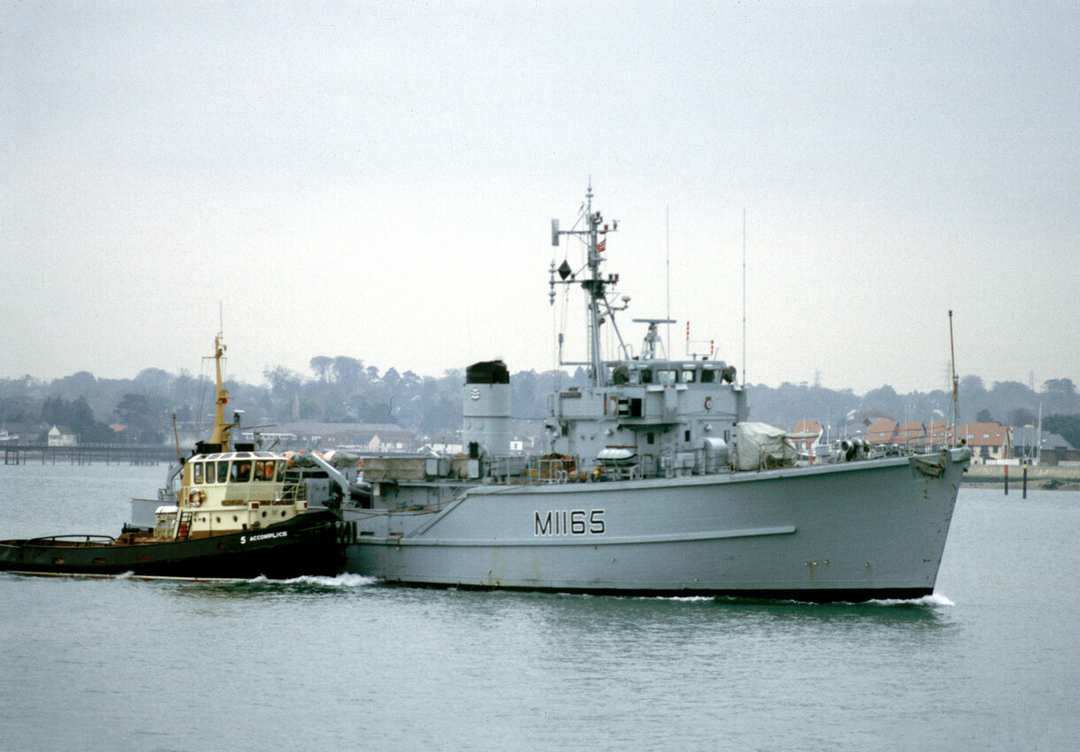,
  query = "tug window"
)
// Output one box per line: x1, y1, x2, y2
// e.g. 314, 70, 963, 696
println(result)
700, 370, 716, 384
682, 369, 696, 383
275, 461, 287, 482
231, 461, 252, 483
192, 463, 204, 484
203, 461, 214, 483
217, 462, 229, 483
255, 461, 274, 481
